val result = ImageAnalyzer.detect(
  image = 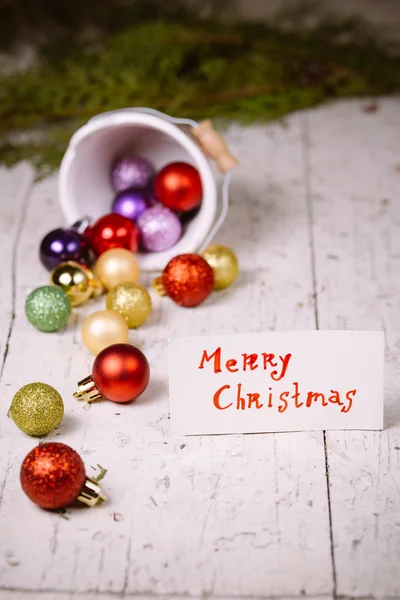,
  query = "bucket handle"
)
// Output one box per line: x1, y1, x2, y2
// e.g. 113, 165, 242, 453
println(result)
89, 107, 233, 251
198, 170, 231, 251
